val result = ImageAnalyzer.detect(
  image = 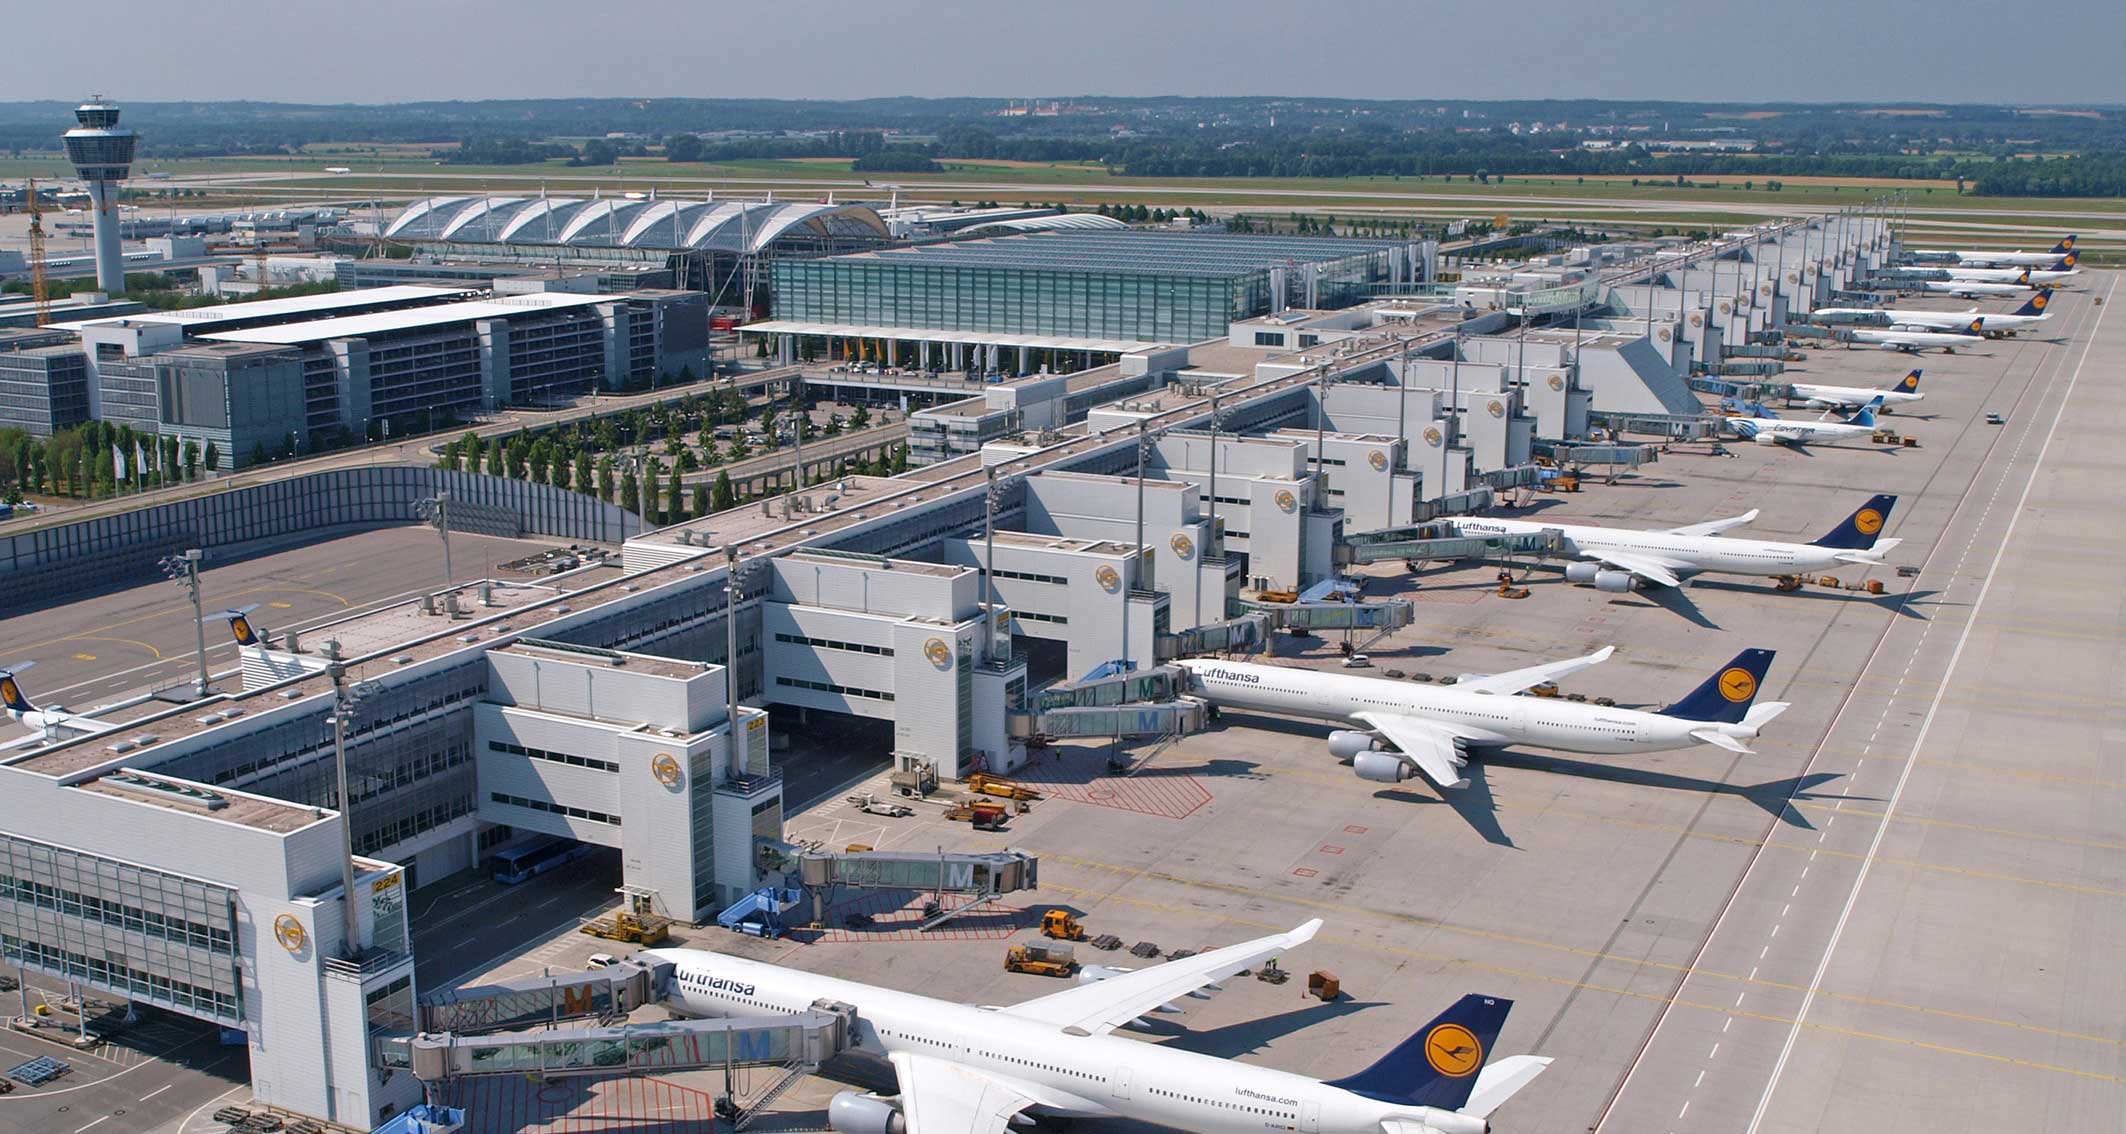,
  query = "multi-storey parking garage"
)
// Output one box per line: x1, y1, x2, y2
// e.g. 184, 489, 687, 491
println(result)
0, 215, 1888, 1132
